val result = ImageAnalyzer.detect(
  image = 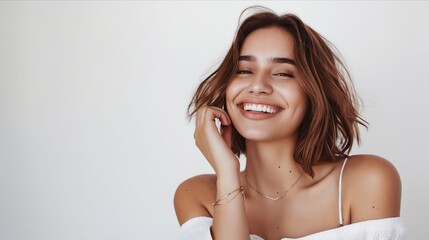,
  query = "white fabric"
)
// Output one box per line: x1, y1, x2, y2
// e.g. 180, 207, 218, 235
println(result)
179, 216, 407, 240
179, 216, 213, 240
